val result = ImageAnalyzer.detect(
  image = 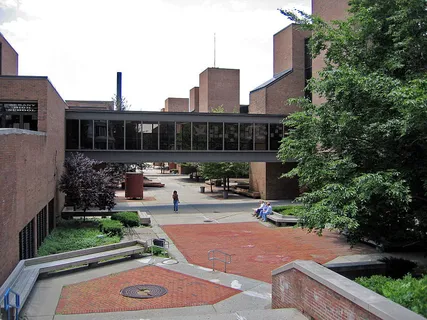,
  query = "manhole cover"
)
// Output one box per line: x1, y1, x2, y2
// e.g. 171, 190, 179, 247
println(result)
120, 284, 168, 299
